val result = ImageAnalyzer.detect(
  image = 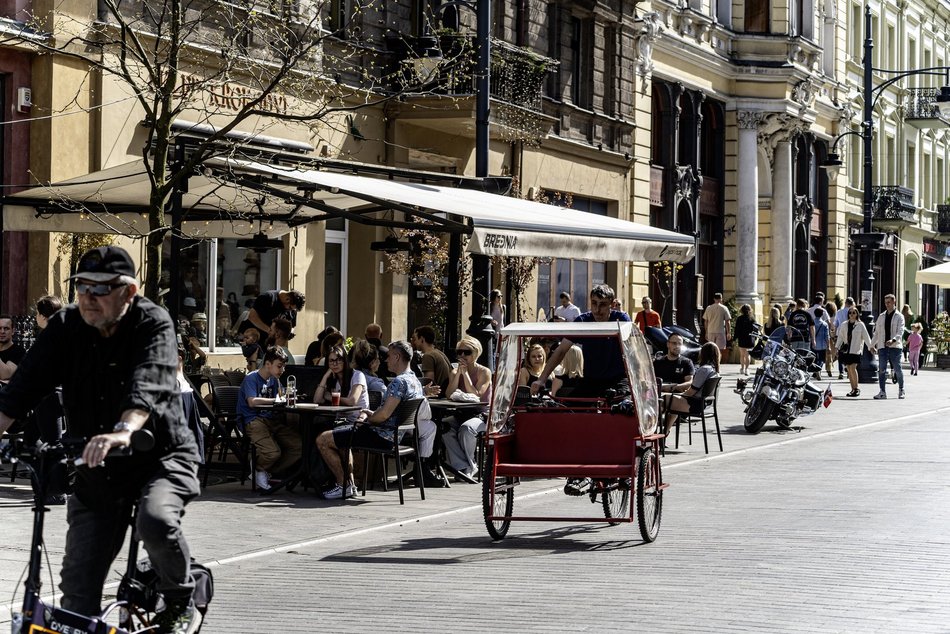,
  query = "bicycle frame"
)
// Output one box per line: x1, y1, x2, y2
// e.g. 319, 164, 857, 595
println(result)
9, 442, 156, 634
